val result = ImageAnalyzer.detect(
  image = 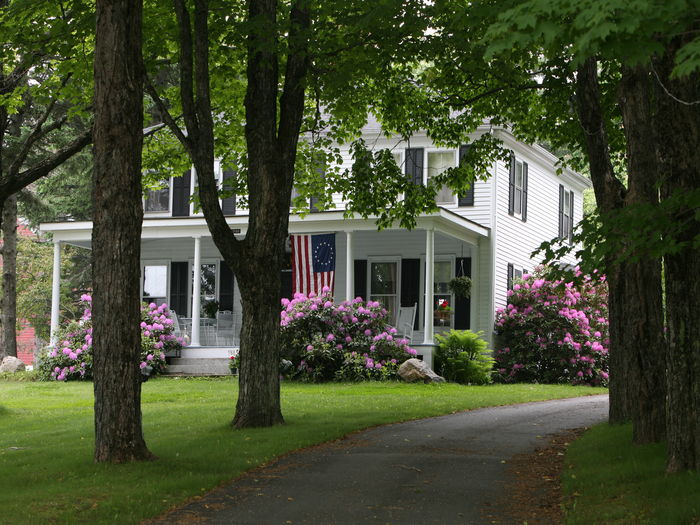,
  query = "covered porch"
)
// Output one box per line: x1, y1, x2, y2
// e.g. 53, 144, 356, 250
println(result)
41, 209, 491, 368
